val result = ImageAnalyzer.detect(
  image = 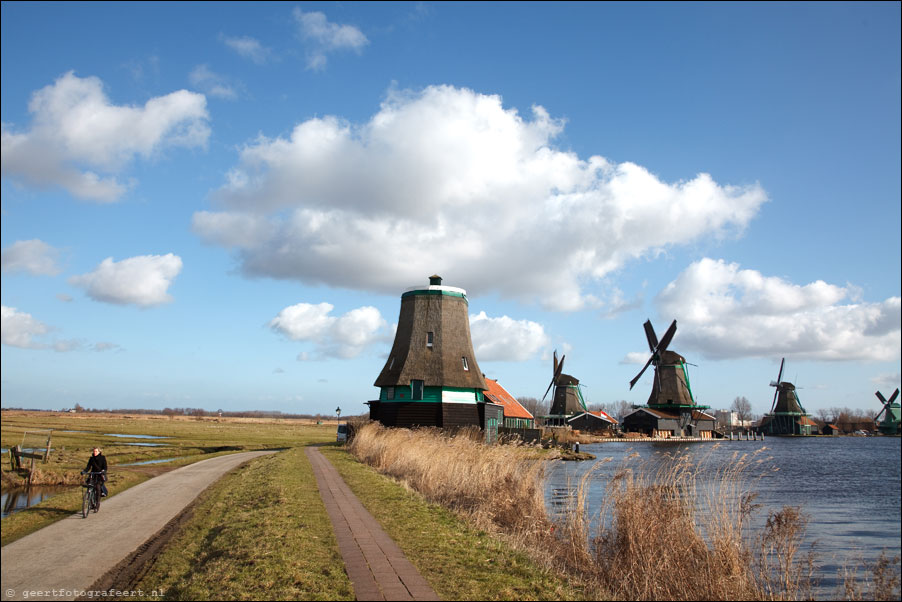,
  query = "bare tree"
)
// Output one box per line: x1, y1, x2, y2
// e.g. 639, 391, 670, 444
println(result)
731, 396, 753, 425
518, 396, 548, 418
